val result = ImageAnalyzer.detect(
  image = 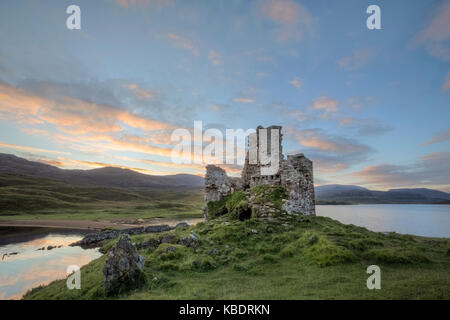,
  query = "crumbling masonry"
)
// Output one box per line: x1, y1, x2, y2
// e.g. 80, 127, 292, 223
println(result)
203, 125, 315, 219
